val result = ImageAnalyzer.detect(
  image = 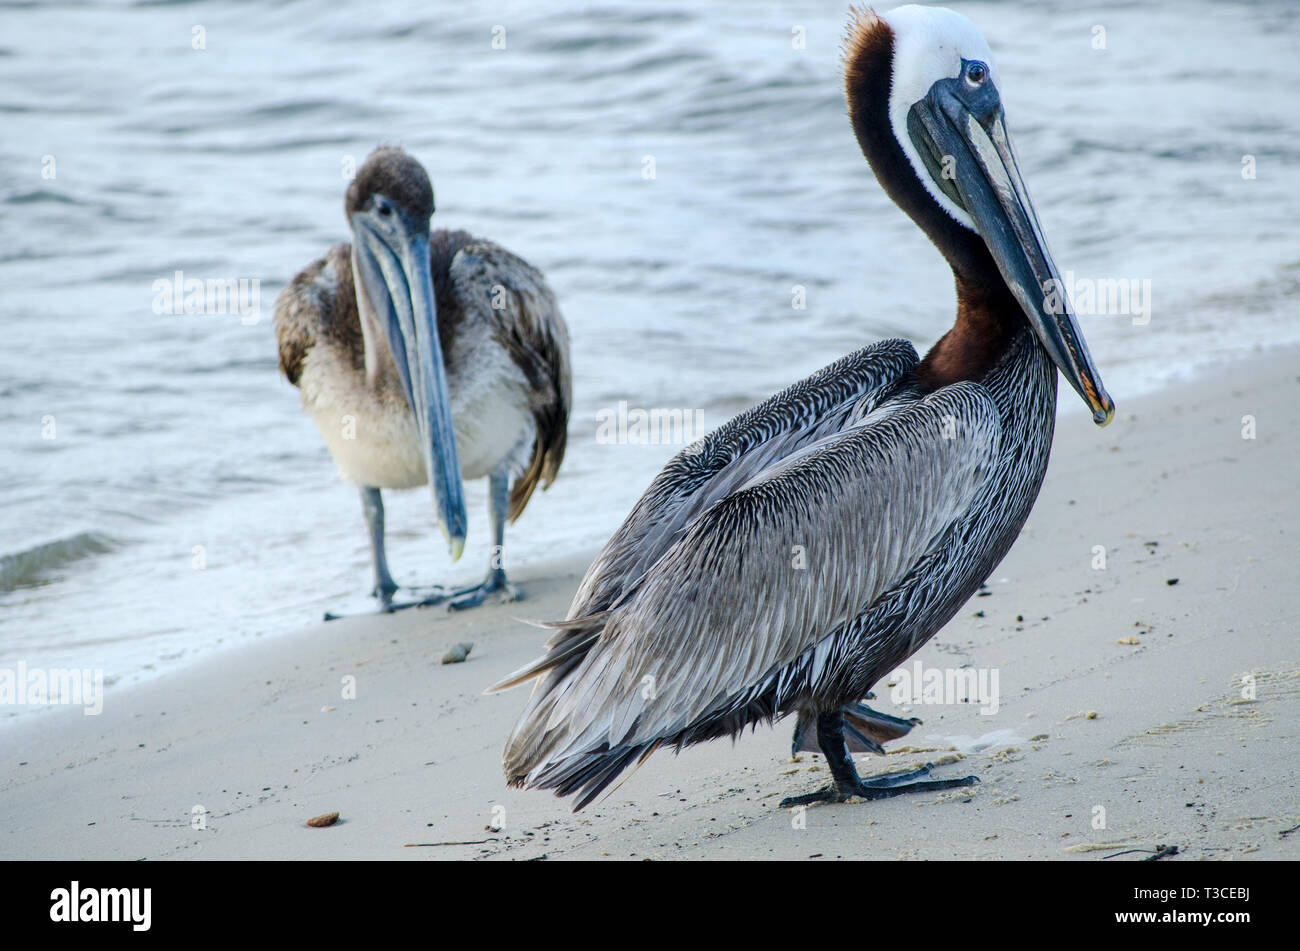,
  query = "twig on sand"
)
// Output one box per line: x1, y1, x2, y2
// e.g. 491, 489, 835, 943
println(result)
403, 838, 496, 847
1143, 844, 1180, 861
1102, 844, 1180, 861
